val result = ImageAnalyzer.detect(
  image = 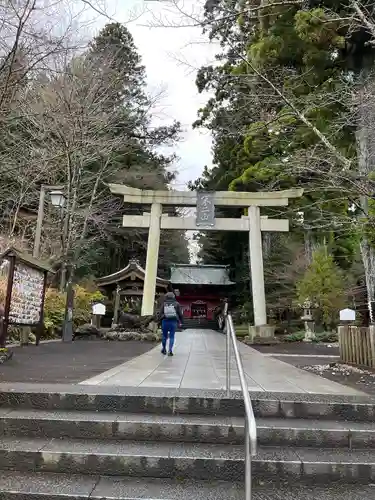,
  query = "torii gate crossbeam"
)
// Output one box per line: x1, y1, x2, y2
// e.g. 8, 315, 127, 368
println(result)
109, 184, 303, 335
